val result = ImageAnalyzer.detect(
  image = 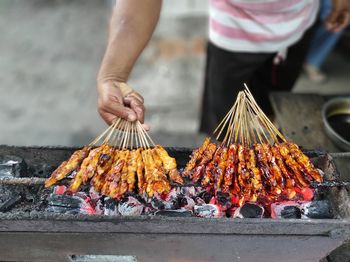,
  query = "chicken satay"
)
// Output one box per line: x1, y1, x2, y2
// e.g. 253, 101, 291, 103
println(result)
270, 145, 296, 189
222, 144, 237, 193
155, 145, 184, 185
276, 143, 310, 187
126, 150, 138, 192
183, 137, 211, 177
92, 150, 120, 192
45, 146, 91, 188
254, 144, 279, 194
262, 143, 285, 191
215, 146, 228, 191
106, 151, 128, 197
237, 144, 248, 191
118, 150, 131, 197
247, 148, 263, 194
94, 145, 115, 179
201, 146, 222, 187
105, 160, 125, 198
192, 143, 216, 183
142, 149, 154, 196
68, 146, 104, 193
287, 142, 323, 182
135, 149, 145, 193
